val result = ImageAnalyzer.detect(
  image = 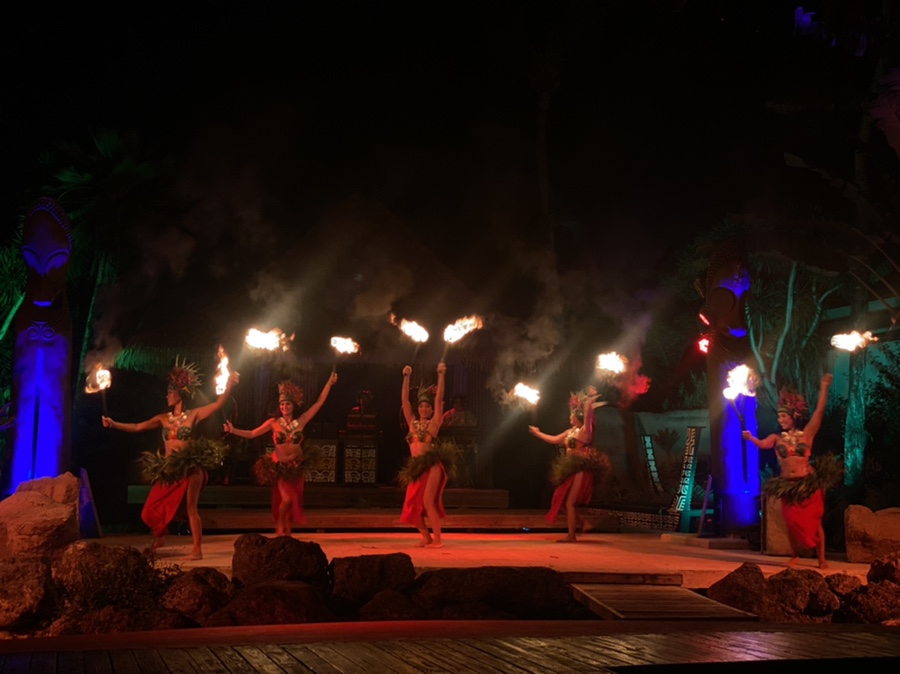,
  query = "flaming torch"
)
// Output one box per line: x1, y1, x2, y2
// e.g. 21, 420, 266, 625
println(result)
831, 330, 877, 352
596, 352, 627, 374
512, 382, 541, 405
214, 346, 230, 395
723, 364, 757, 482
330, 336, 360, 372
245, 327, 294, 352
441, 314, 484, 360
393, 315, 429, 360
85, 364, 112, 416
